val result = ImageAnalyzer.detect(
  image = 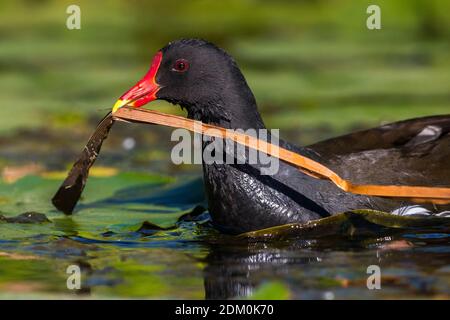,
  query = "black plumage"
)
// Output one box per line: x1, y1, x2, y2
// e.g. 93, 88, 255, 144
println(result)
151, 39, 450, 234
